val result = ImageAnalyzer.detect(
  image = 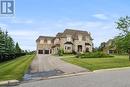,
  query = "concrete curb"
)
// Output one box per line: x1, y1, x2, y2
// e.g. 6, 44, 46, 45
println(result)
39, 72, 91, 80
93, 67, 130, 72
40, 67, 130, 80
0, 80, 19, 86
